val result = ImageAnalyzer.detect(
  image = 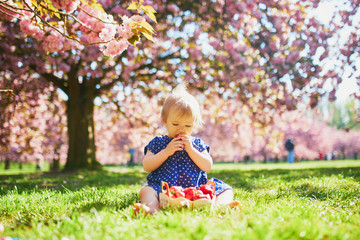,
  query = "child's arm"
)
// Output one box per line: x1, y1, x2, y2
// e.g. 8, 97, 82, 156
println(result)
142, 138, 184, 172
180, 134, 213, 172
